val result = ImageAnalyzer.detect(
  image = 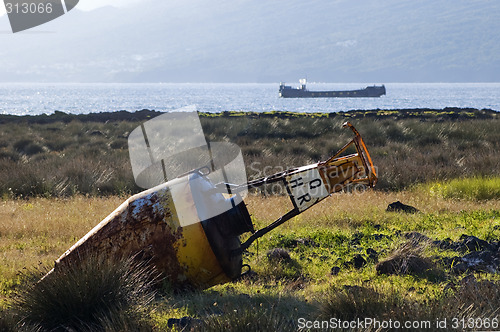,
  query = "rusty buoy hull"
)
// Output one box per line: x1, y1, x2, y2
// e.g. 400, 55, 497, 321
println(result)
51, 175, 252, 289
